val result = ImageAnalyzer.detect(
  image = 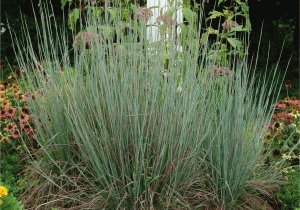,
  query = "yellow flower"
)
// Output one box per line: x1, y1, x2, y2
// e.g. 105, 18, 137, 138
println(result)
0, 186, 8, 198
